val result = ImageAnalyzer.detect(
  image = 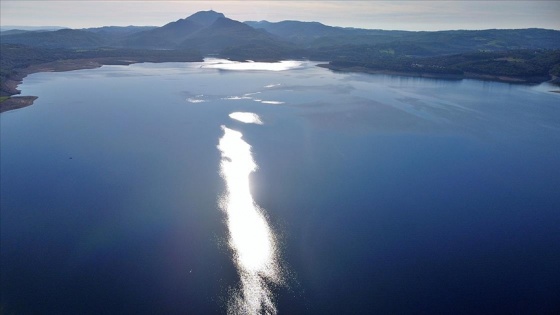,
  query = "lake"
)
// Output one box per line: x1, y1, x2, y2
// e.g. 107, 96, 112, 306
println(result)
1, 60, 559, 314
